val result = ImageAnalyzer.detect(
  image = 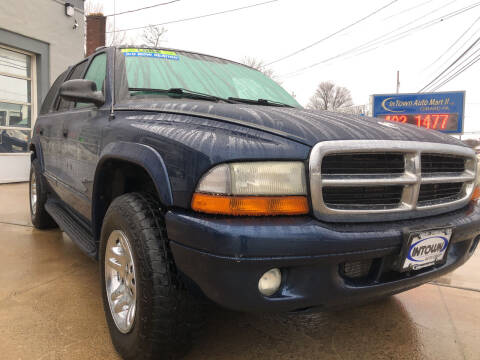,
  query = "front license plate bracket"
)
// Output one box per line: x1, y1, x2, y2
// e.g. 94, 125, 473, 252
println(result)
395, 228, 453, 272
